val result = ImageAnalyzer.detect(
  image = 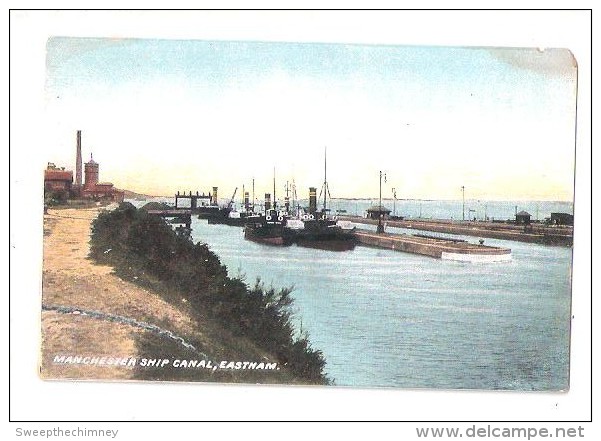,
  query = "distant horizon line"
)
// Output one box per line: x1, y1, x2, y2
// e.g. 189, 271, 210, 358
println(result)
123, 189, 573, 205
